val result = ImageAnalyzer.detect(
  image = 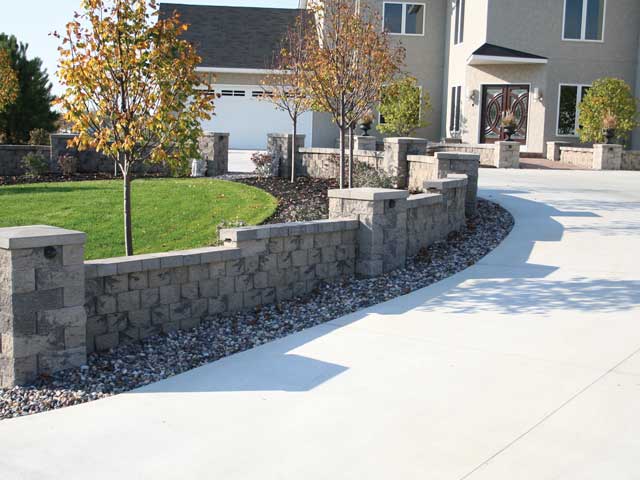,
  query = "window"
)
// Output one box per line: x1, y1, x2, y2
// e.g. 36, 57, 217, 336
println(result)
220, 89, 246, 97
557, 84, 591, 136
563, 0, 605, 41
449, 86, 462, 134
454, 0, 465, 45
383, 3, 425, 35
